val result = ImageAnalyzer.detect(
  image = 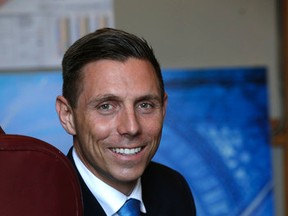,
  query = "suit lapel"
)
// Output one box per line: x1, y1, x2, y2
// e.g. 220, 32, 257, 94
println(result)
67, 148, 107, 216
